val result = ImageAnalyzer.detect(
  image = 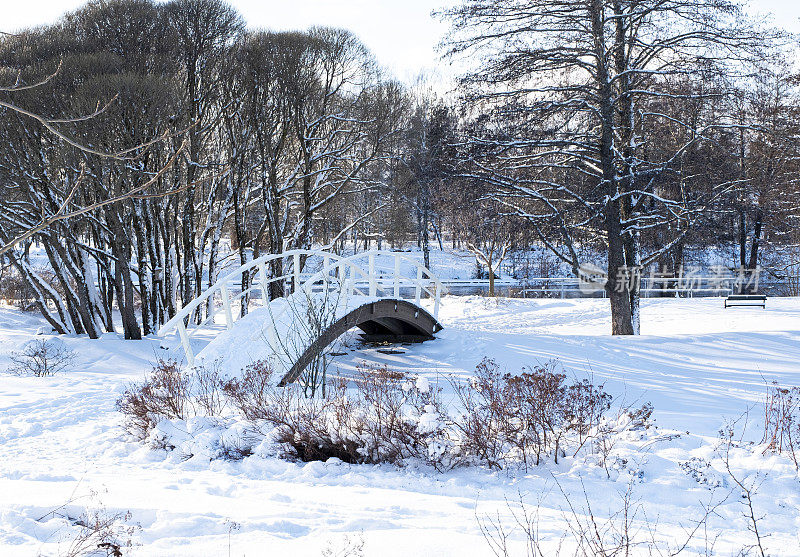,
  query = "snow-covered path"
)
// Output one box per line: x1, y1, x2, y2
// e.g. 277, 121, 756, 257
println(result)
1, 298, 799, 555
